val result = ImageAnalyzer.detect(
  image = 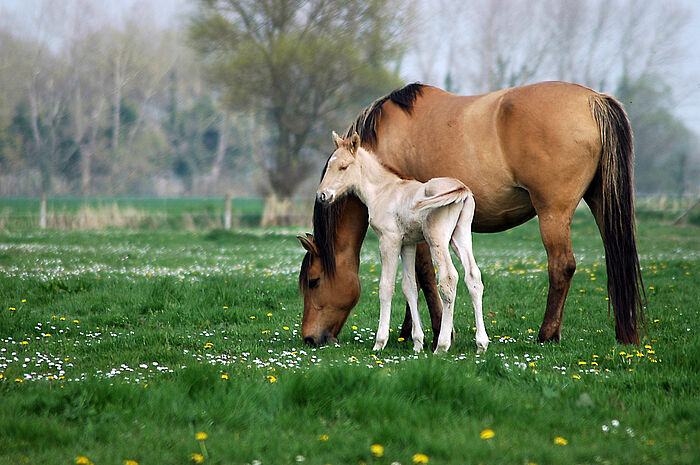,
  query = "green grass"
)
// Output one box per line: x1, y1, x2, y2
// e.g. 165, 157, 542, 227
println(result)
0, 212, 698, 464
